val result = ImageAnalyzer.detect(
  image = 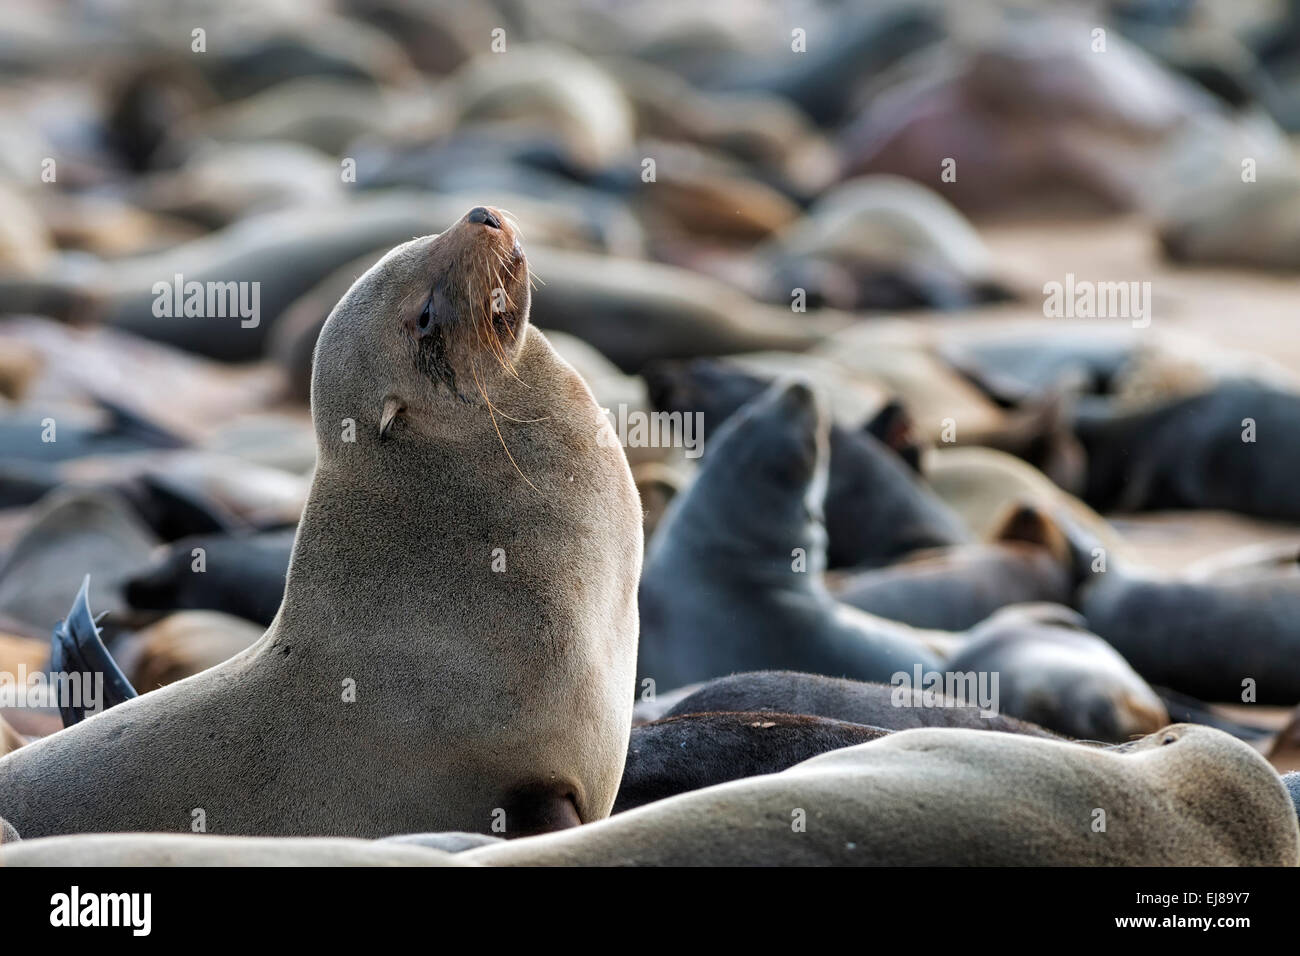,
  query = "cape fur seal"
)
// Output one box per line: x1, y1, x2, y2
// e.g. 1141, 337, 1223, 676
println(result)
0, 206, 643, 839
1081, 563, 1300, 703
757, 175, 1012, 311
525, 247, 844, 373
806, 322, 1010, 446
646, 593, 1163, 742
122, 611, 265, 692
643, 359, 969, 569
0, 400, 186, 466
461, 725, 1299, 866
1073, 381, 1300, 520
831, 504, 1078, 631
1157, 164, 1300, 270
124, 530, 295, 627
3, 727, 1290, 866
922, 445, 1125, 555
0, 486, 158, 631
0, 834, 464, 866
837, 21, 1227, 216
948, 604, 1168, 742
663, 671, 1057, 737
638, 379, 944, 691
52, 194, 581, 362
614, 711, 888, 814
